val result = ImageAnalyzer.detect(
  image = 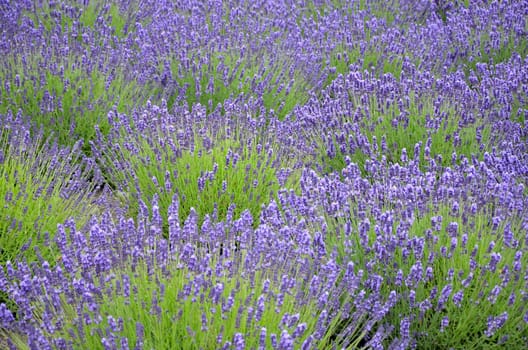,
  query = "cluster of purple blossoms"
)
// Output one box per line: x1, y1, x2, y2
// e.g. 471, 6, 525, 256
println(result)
1, 0, 528, 349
